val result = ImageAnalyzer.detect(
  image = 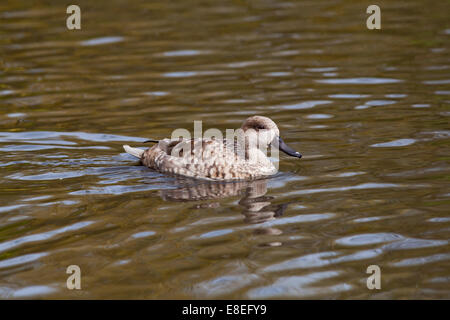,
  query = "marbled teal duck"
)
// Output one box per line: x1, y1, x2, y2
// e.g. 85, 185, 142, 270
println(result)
123, 116, 301, 180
